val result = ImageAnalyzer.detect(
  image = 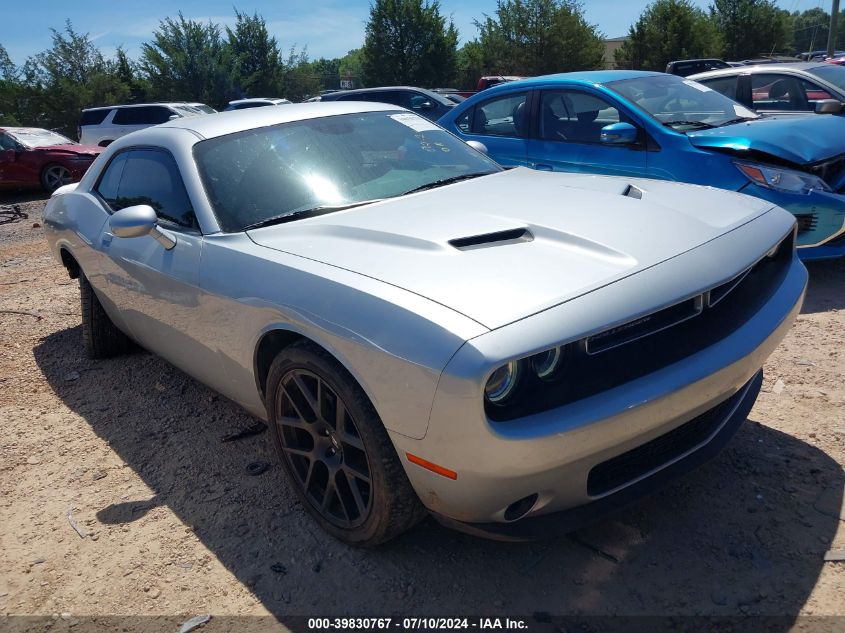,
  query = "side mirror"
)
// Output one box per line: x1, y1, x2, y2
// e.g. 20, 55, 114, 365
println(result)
466, 140, 488, 154
600, 122, 639, 145
109, 205, 176, 250
815, 99, 842, 114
